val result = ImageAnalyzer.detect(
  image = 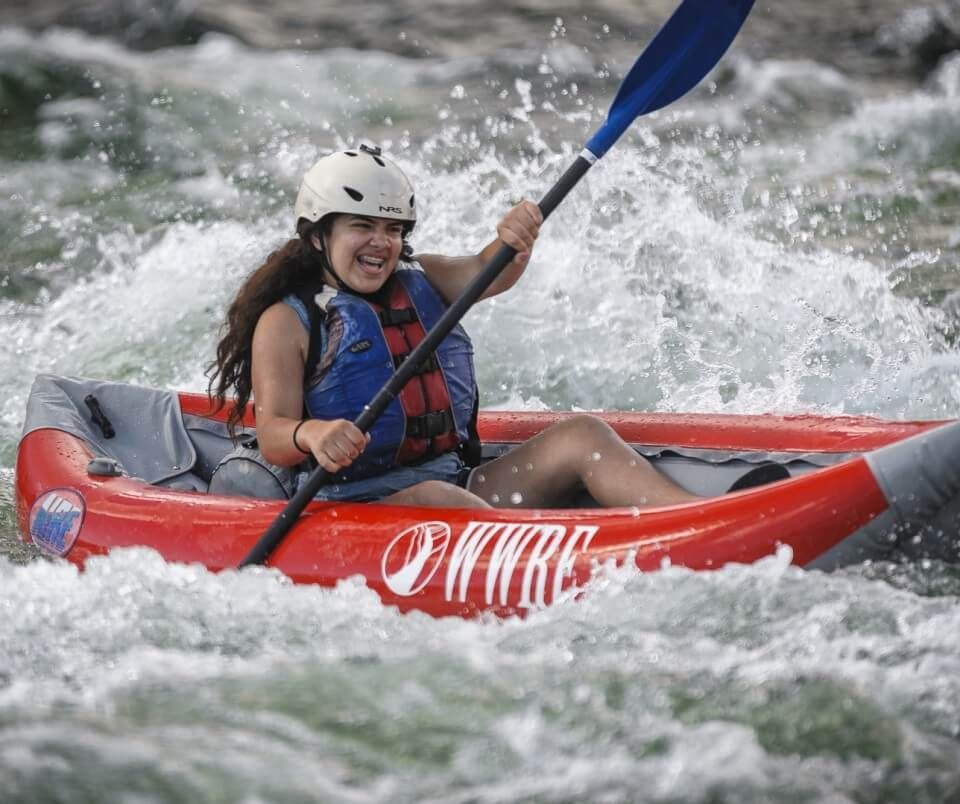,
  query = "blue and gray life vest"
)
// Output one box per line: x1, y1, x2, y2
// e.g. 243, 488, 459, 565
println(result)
285, 267, 479, 482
